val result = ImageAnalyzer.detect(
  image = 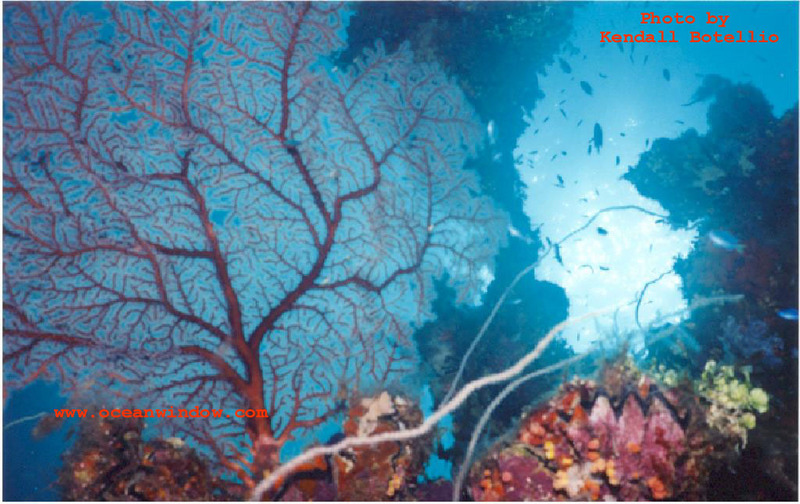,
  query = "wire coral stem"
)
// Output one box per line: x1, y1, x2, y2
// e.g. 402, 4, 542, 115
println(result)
443, 204, 669, 405
252, 304, 624, 500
